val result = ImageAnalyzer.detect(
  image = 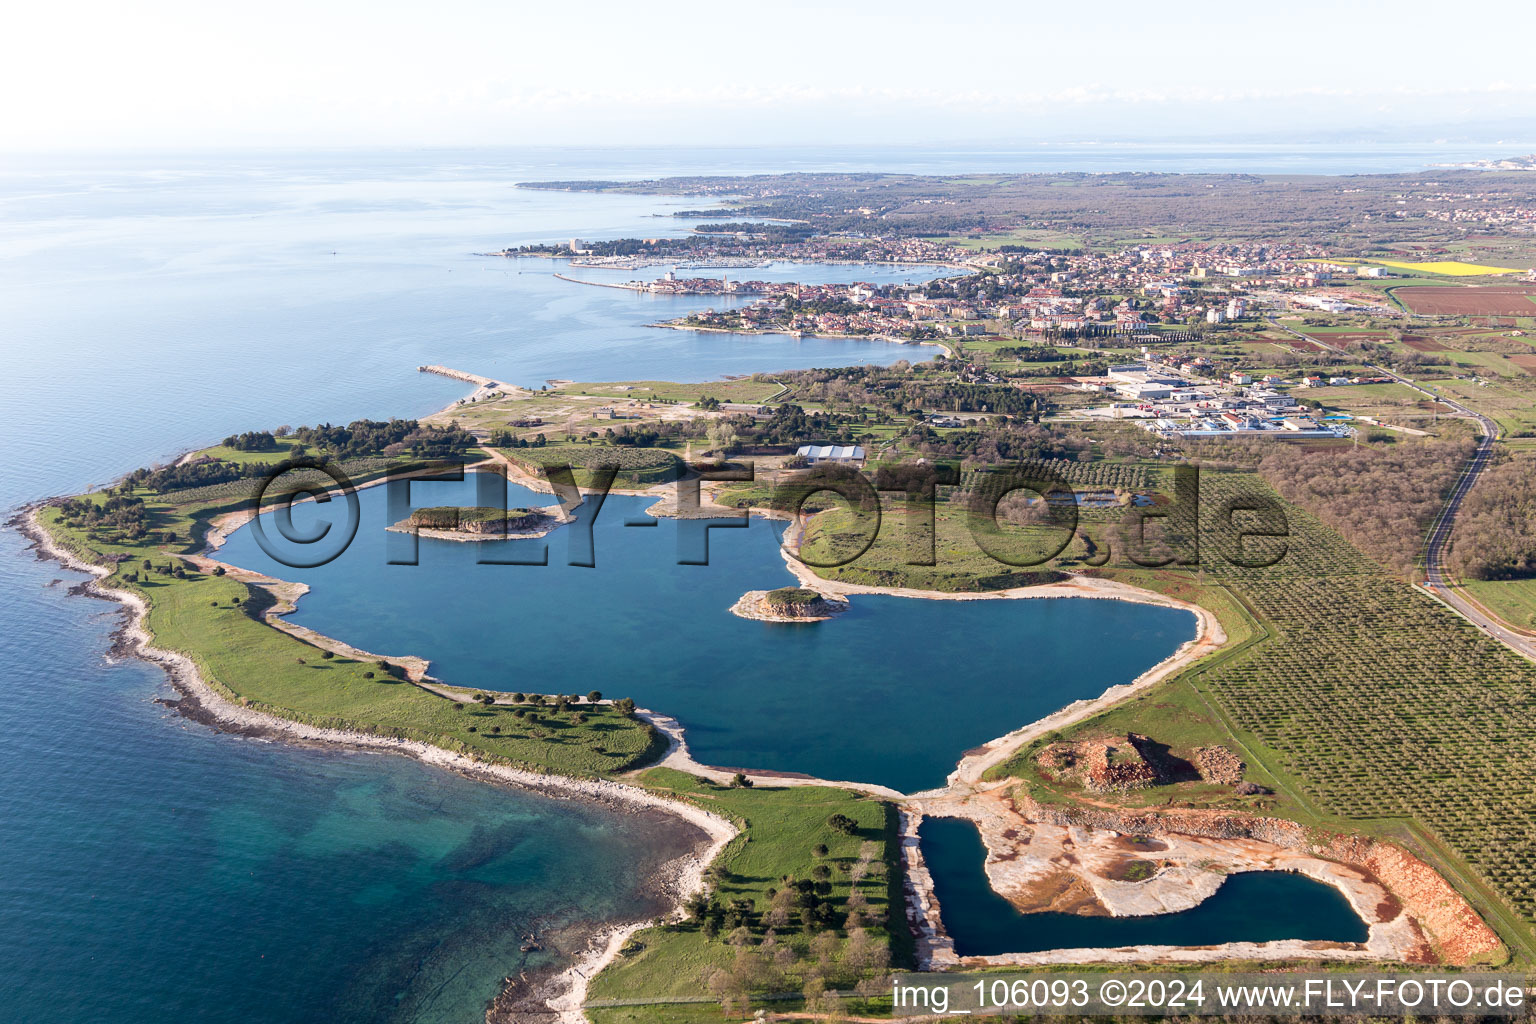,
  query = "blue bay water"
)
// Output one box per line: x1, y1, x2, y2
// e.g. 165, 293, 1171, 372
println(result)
216, 477, 1195, 793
